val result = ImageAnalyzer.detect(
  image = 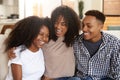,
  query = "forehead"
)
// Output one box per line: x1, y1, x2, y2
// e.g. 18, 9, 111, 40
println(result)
83, 16, 97, 23
56, 16, 65, 22
40, 26, 49, 31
